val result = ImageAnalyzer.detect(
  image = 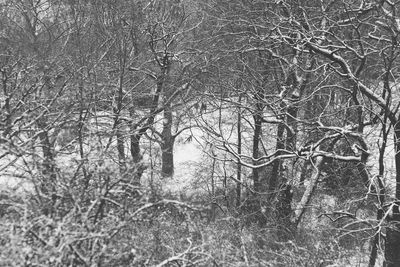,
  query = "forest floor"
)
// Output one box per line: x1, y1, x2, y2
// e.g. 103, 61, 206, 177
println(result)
0, 109, 390, 266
